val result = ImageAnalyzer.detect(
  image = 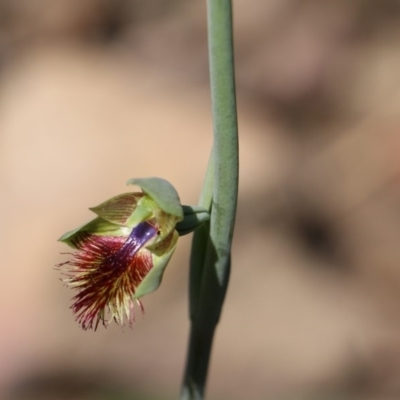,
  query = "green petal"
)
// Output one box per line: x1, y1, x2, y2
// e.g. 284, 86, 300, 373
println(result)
127, 177, 183, 220
125, 196, 156, 228
89, 192, 143, 226
58, 217, 129, 248
134, 231, 179, 298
